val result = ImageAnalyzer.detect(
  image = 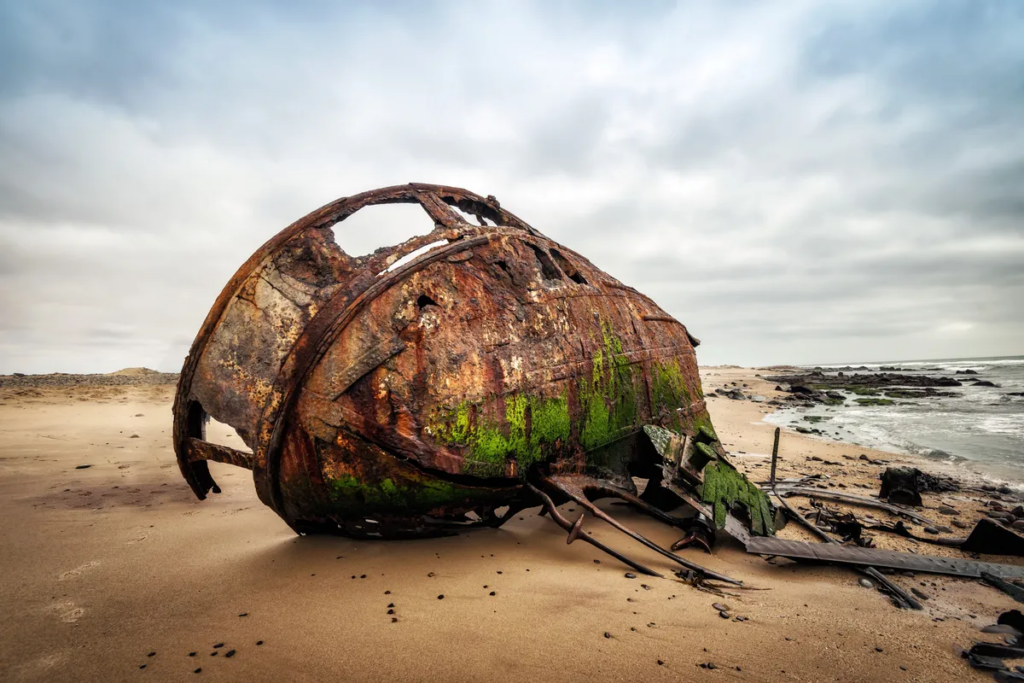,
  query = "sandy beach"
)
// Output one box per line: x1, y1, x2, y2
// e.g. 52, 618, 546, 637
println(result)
1, 367, 1022, 683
